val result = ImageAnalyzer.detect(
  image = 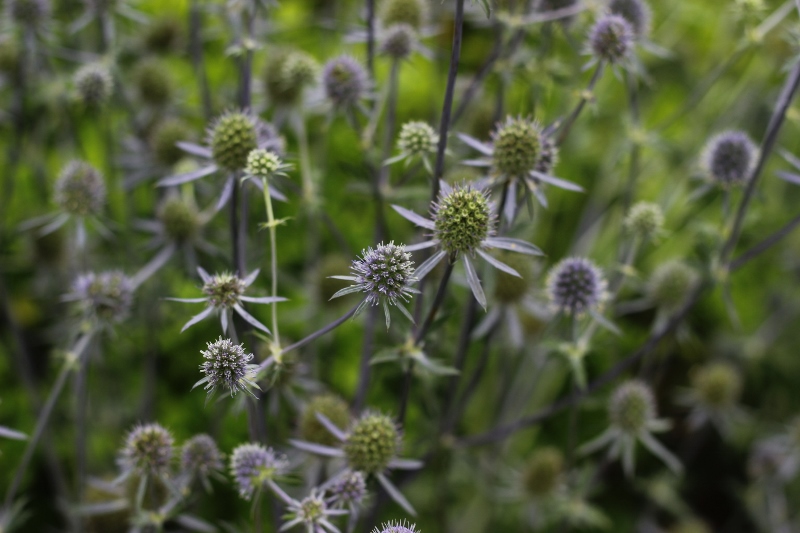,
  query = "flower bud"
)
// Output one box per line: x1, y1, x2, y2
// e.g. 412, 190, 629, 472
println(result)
344, 412, 400, 474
